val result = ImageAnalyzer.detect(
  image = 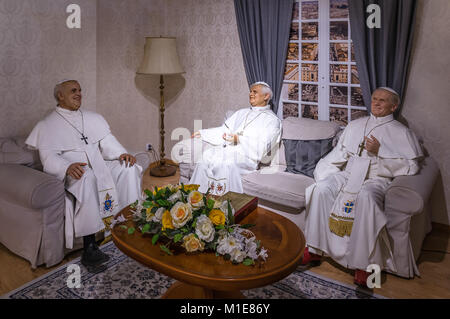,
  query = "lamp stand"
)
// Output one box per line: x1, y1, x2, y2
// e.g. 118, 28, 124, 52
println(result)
150, 75, 177, 177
